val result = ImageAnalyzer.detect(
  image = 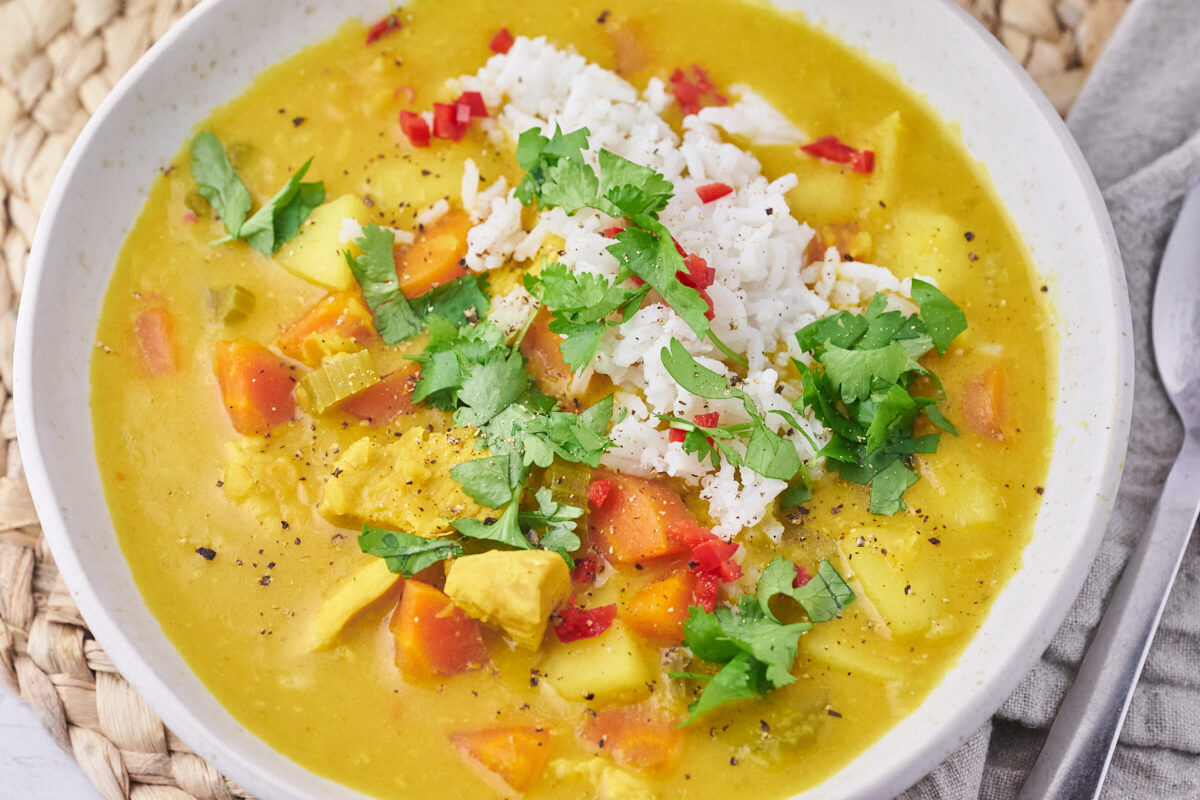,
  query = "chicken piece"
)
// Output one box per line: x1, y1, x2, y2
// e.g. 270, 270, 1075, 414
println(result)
319, 428, 484, 536
309, 558, 401, 650
444, 550, 571, 649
